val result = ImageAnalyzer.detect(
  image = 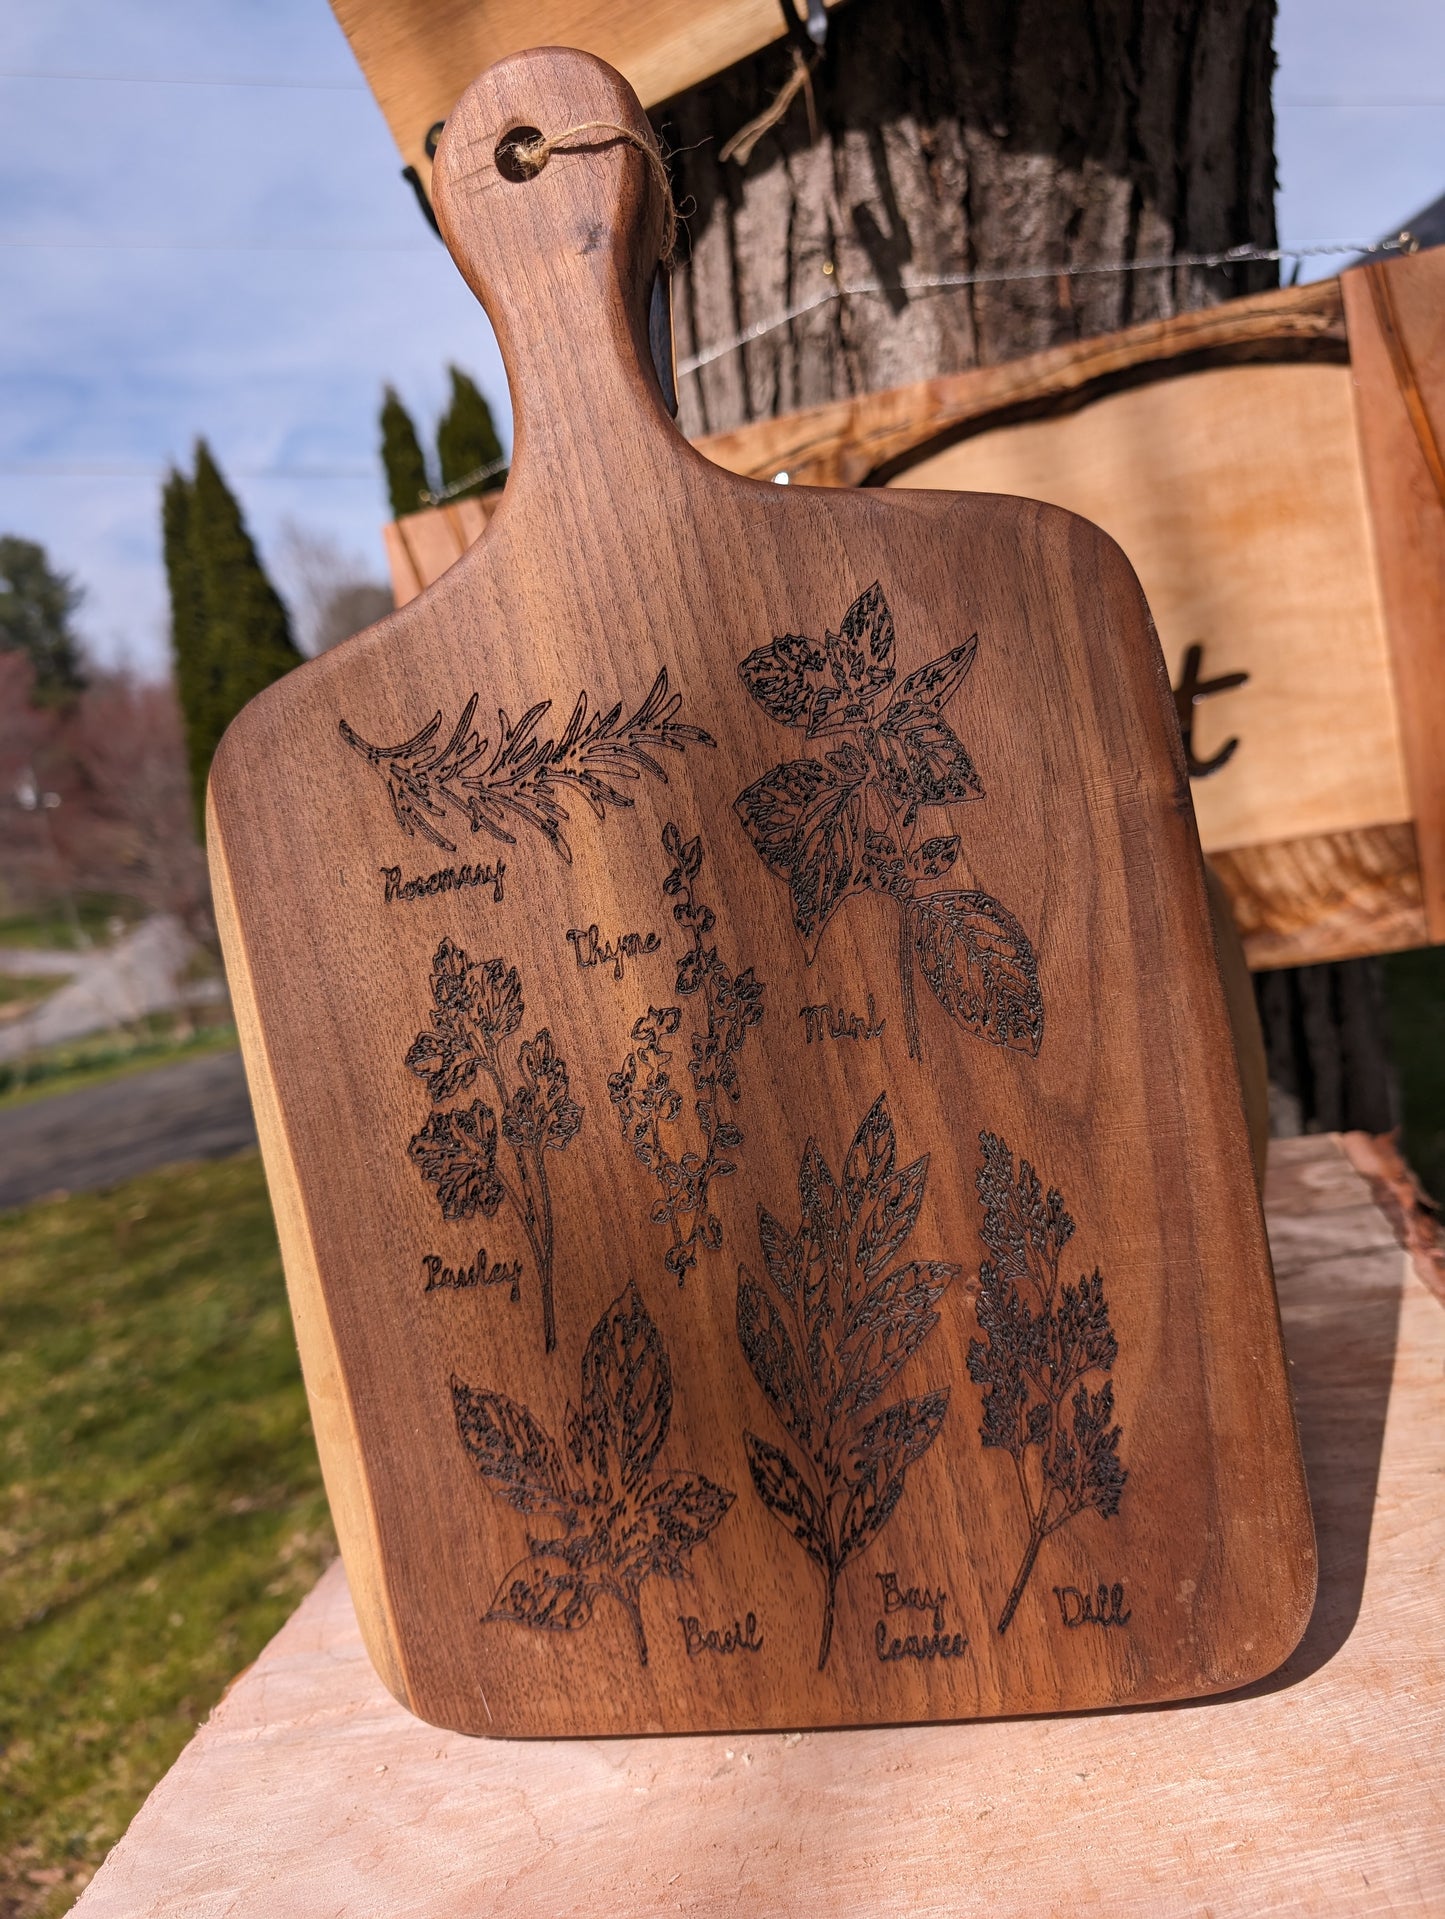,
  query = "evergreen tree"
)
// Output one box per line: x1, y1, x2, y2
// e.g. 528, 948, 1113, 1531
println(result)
380, 385, 431, 519
435, 366, 506, 500
0, 535, 86, 705
162, 440, 303, 828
